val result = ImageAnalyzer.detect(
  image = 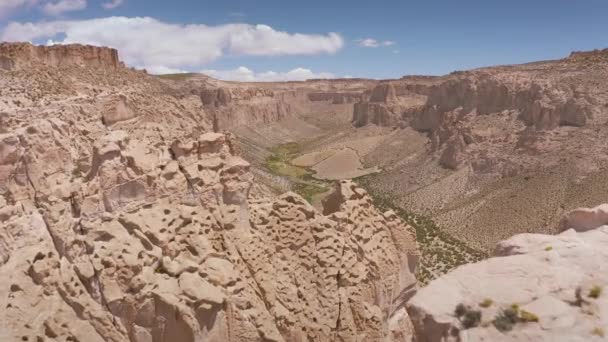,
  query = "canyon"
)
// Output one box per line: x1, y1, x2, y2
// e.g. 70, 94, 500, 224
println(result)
1, 42, 608, 341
